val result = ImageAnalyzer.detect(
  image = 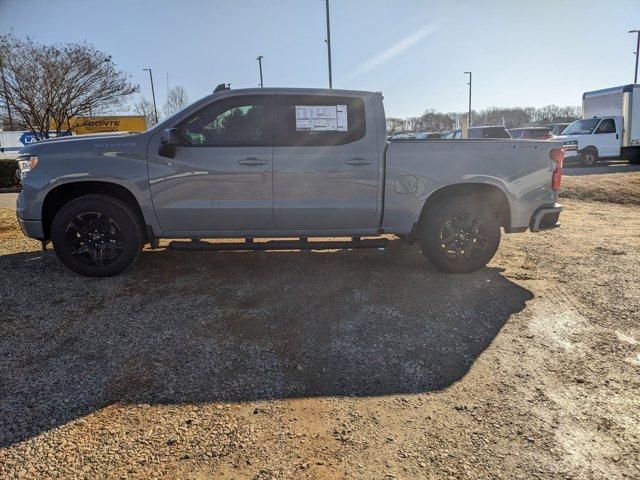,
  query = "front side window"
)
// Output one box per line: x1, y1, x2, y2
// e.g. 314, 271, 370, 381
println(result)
275, 95, 366, 146
180, 95, 272, 146
563, 119, 600, 135
595, 119, 616, 134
